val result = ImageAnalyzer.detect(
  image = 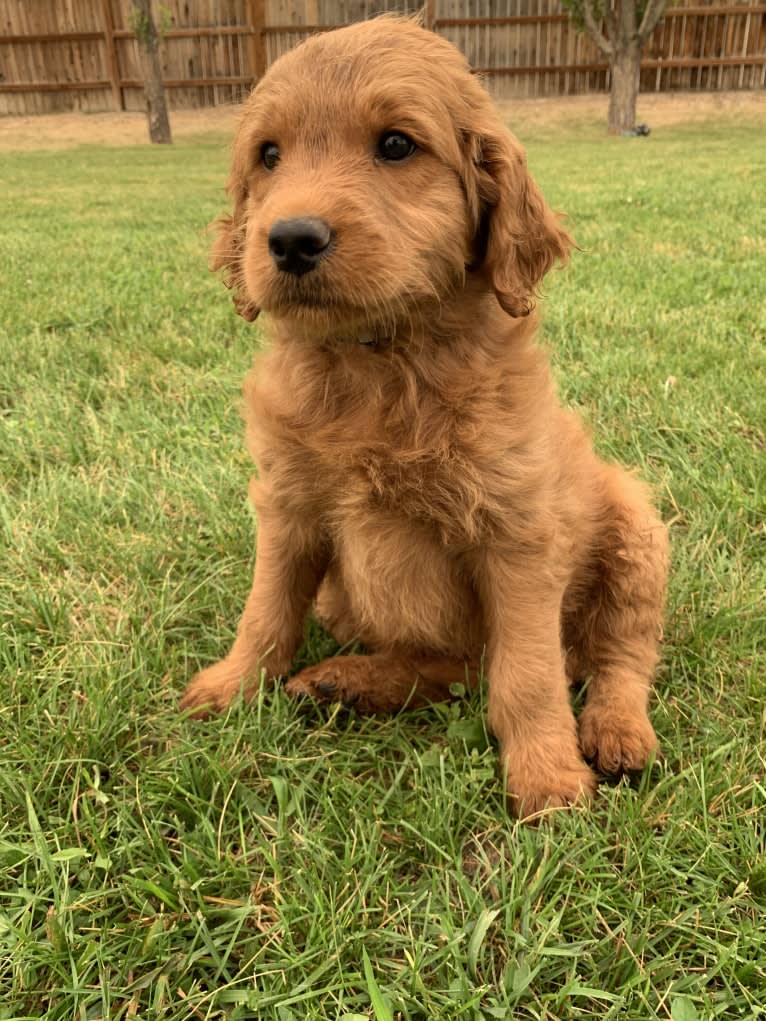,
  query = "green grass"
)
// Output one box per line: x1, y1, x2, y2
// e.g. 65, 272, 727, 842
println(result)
0, 113, 765, 1020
